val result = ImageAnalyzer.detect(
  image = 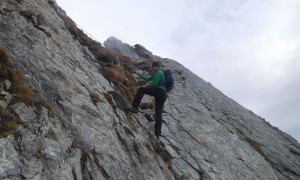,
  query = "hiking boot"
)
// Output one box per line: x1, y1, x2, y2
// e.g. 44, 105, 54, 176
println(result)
127, 106, 138, 113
